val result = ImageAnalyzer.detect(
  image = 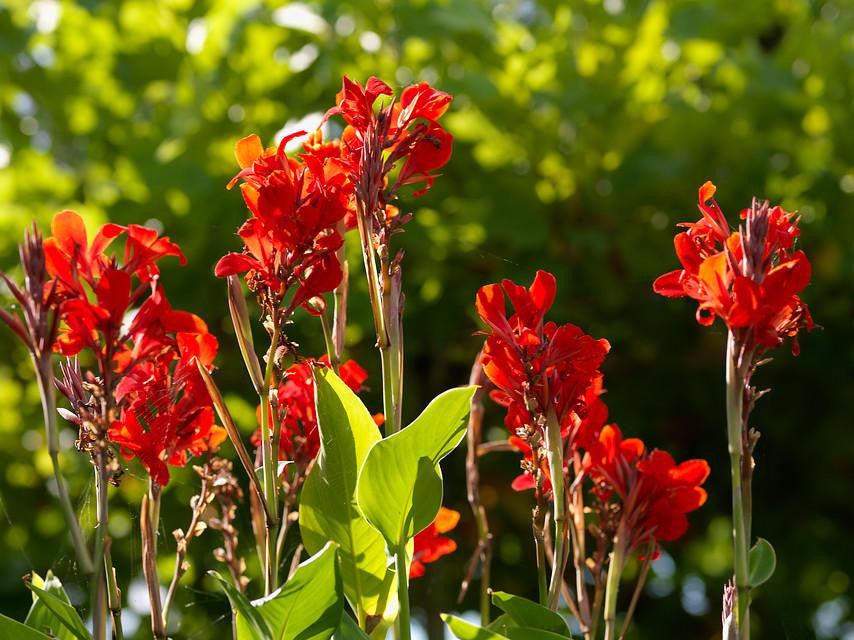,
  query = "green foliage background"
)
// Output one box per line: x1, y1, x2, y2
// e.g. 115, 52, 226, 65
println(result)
0, 0, 851, 638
